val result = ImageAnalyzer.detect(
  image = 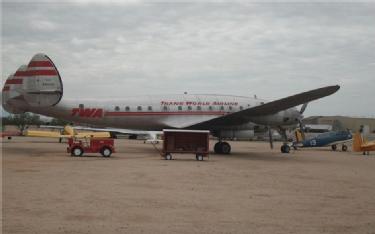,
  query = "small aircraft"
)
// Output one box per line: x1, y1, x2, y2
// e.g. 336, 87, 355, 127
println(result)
2, 53, 341, 153
25, 125, 110, 139
1, 130, 22, 139
352, 133, 375, 155
292, 129, 352, 151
